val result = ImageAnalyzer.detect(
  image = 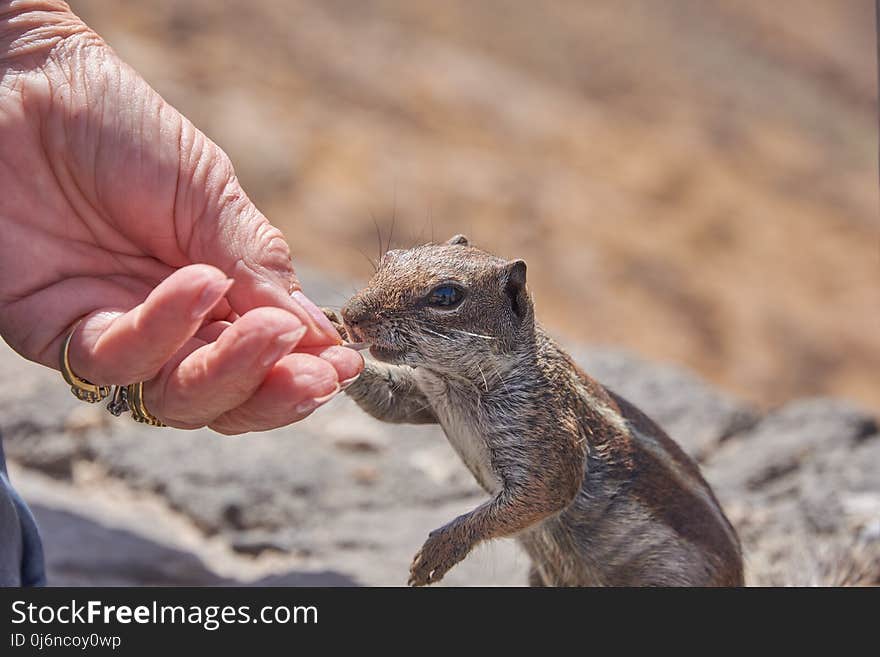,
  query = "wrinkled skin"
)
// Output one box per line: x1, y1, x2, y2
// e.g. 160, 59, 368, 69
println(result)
0, 1, 362, 433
